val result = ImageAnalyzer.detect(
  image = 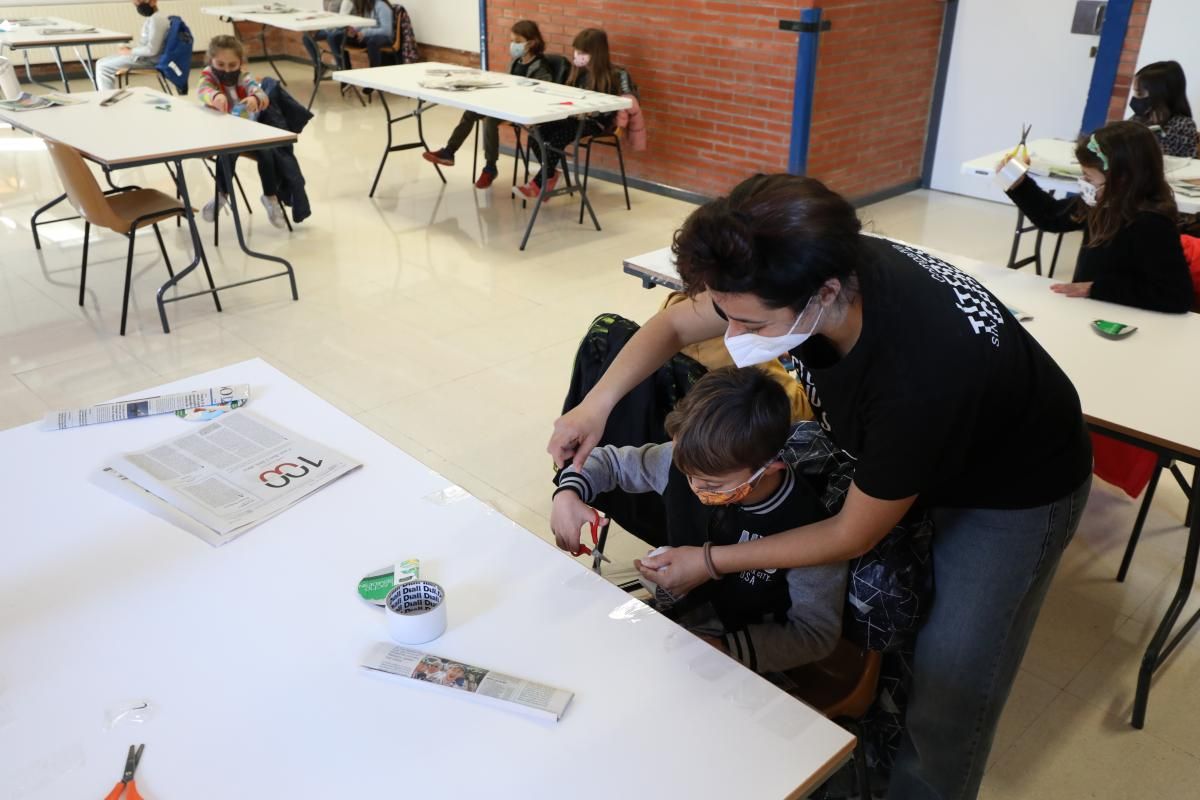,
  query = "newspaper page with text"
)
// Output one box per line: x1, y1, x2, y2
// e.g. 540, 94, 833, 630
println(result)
106, 410, 361, 545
